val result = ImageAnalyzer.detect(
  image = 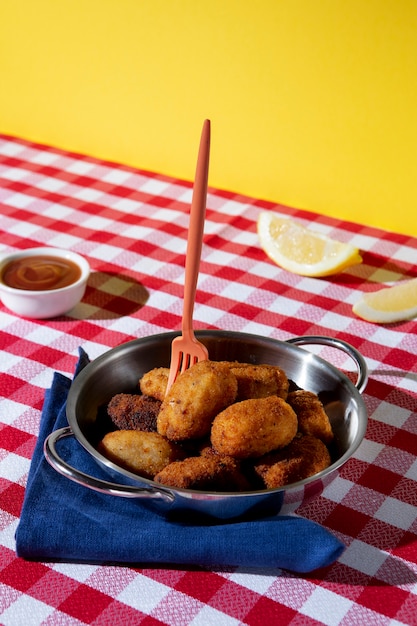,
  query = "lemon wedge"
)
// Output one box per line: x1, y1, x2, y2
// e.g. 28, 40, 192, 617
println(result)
353, 278, 417, 323
257, 212, 362, 277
